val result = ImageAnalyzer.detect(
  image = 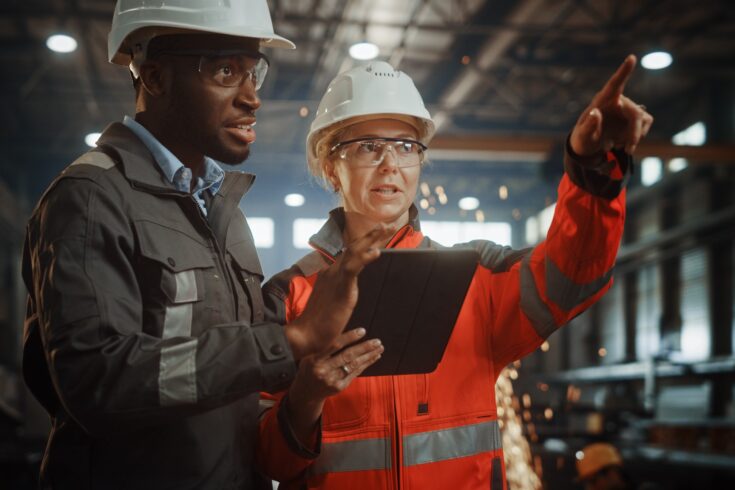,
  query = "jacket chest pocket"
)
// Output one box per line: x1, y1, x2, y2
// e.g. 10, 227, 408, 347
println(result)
322, 378, 371, 430
227, 240, 265, 323
135, 219, 214, 338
